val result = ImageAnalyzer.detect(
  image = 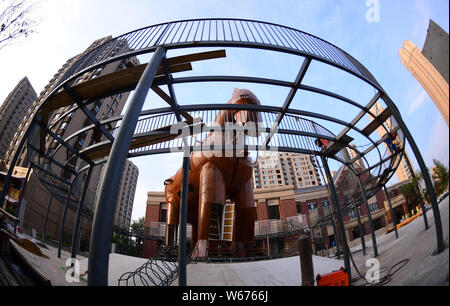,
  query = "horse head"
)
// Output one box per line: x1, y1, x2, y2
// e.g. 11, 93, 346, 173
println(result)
221, 88, 263, 137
